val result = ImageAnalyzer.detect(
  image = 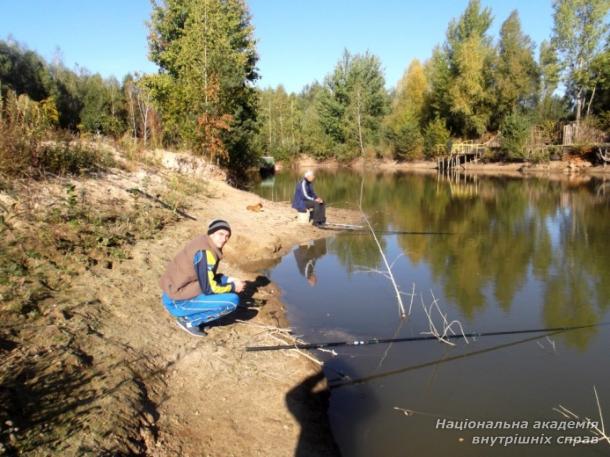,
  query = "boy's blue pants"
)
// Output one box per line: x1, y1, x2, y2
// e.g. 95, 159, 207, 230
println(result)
162, 292, 239, 327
